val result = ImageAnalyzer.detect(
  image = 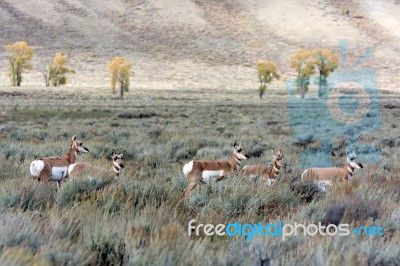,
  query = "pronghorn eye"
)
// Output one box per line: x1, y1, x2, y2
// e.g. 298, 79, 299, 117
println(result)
237, 148, 242, 152
79, 143, 83, 146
